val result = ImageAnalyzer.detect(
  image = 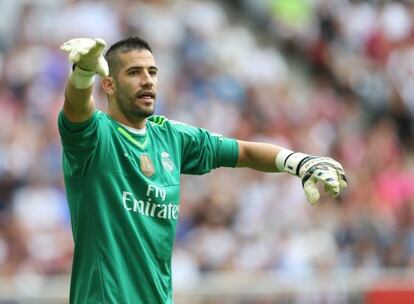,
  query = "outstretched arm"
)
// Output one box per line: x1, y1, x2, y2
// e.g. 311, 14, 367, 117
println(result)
236, 140, 282, 172
236, 140, 348, 204
60, 38, 109, 122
